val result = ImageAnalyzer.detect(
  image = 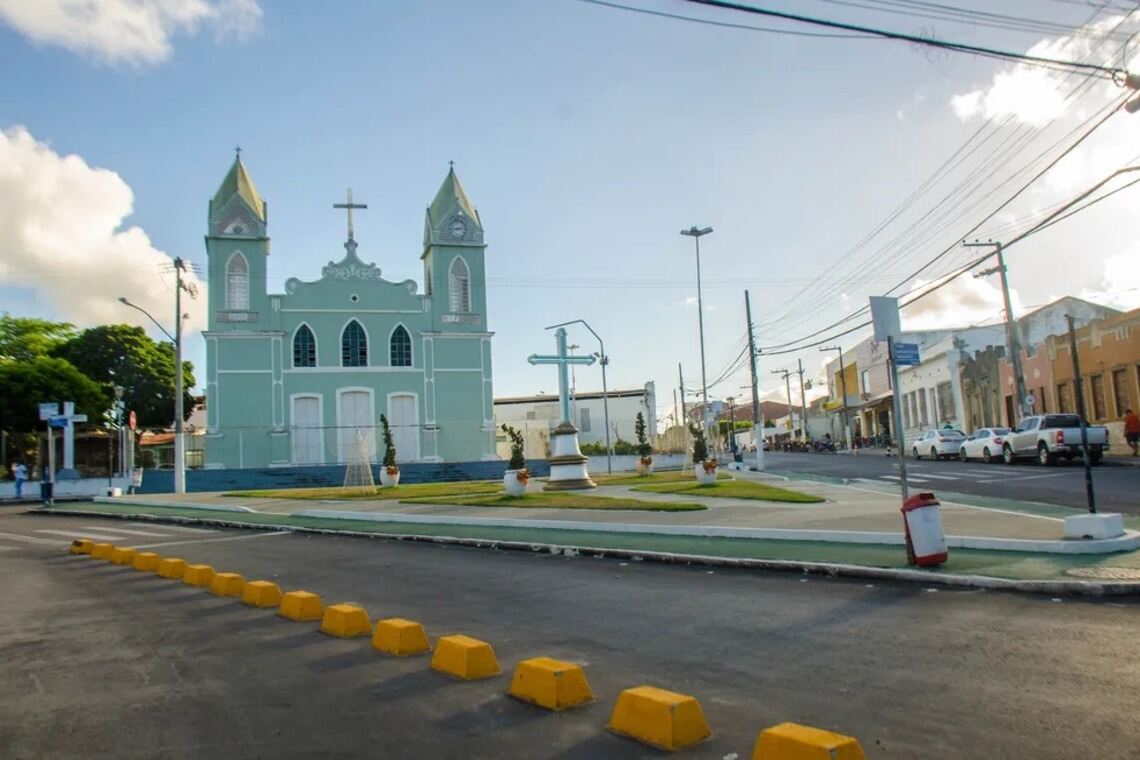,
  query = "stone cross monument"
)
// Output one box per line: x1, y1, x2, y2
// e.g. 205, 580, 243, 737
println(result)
528, 327, 597, 490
